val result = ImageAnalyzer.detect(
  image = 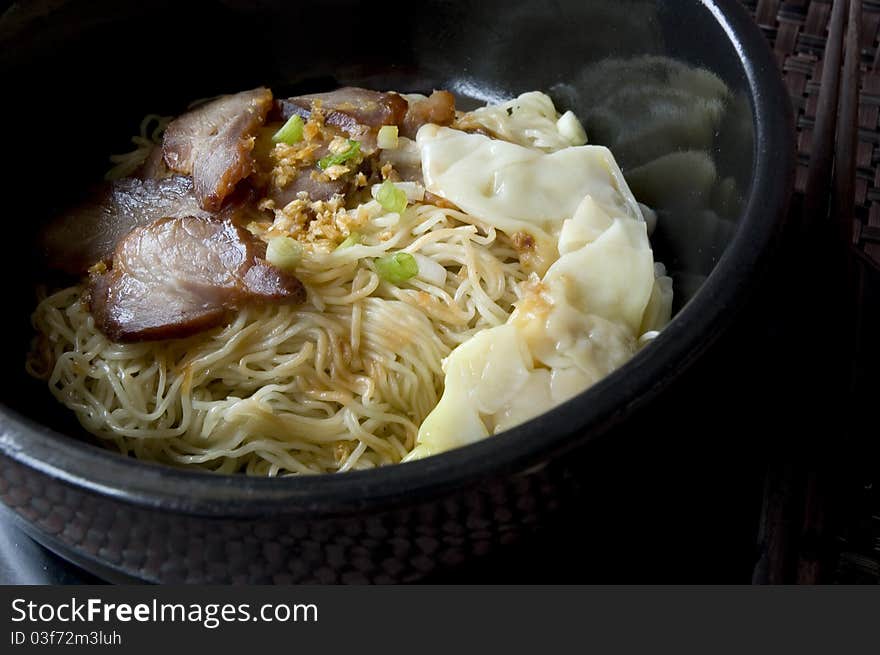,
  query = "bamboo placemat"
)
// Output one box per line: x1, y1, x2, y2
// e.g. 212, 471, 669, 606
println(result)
742, 0, 879, 584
